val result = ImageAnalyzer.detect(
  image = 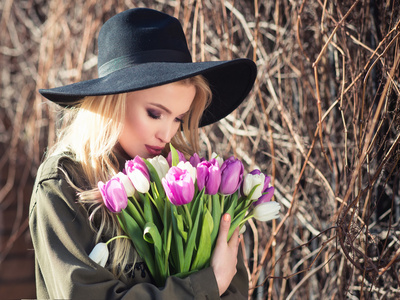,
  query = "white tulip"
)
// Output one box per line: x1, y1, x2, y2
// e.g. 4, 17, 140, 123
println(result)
88, 242, 109, 267
177, 161, 197, 184
211, 152, 224, 167
242, 173, 265, 200
253, 201, 281, 221
128, 169, 150, 193
148, 155, 169, 180
115, 172, 136, 197
239, 225, 247, 234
